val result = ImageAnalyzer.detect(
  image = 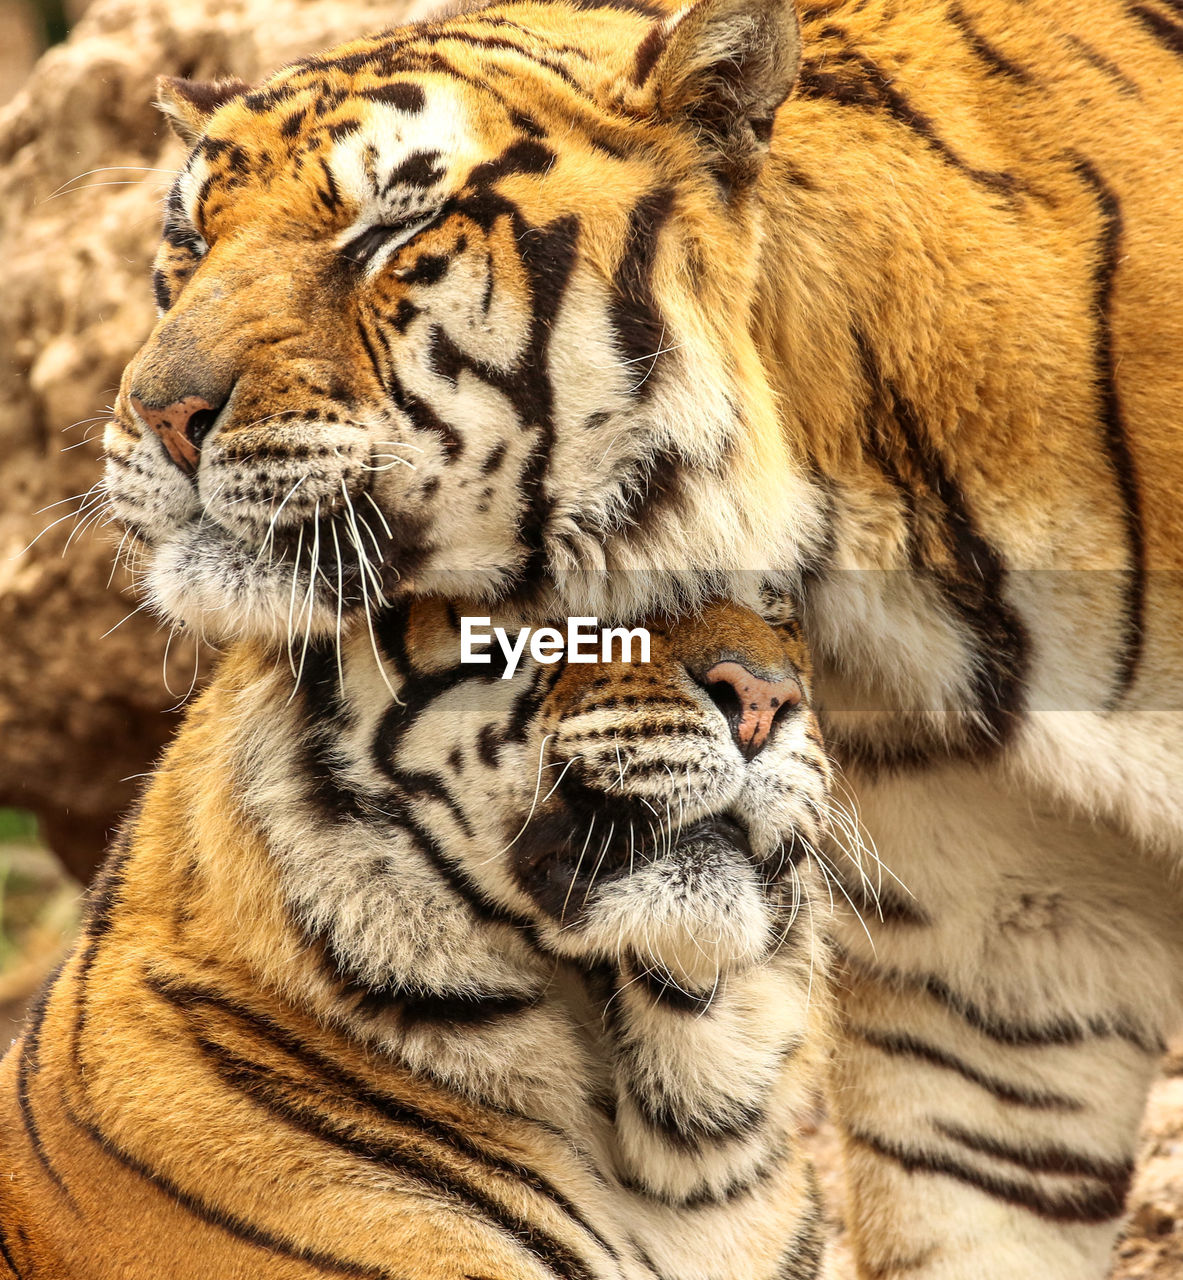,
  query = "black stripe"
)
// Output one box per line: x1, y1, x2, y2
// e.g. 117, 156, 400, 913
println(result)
563, 0, 665, 12
289, 708, 529, 941
295, 654, 376, 823
356, 314, 390, 387
0, 1220, 20, 1278
193, 1039, 595, 1280
504, 212, 581, 581
562, 718, 709, 743
848, 1126, 1130, 1223
608, 446, 692, 542
631, 965, 717, 1015
935, 1120, 1133, 1184
618, 1143, 786, 1210
359, 81, 425, 112
360, 986, 538, 1025
382, 149, 444, 193
605, 986, 768, 1148
152, 269, 171, 311
1063, 34, 1141, 96
795, 51, 1023, 198
837, 877, 930, 927
60, 1091, 394, 1276
627, 1240, 670, 1280
35, 835, 139, 1197
388, 365, 464, 459
316, 157, 342, 211
14, 966, 69, 1198
147, 977, 614, 1268
631, 25, 668, 85
386, 765, 476, 837
396, 193, 578, 586
773, 1171, 827, 1278
853, 333, 1029, 764
625, 1087, 765, 1150
564, 0, 663, 13
147, 976, 565, 1147
850, 1025, 1084, 1110
434, 29, 587, 69
369, 654, 489, 764
1071, 155, 1144, 704
399, 809, 533, 933
1130, 3, 1183, 56
946, 3, 1033, 82
423, 29, 601, 103
840, 949, 1165, 1054
610, 188, 675, 401
317, 935, 539, 1026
